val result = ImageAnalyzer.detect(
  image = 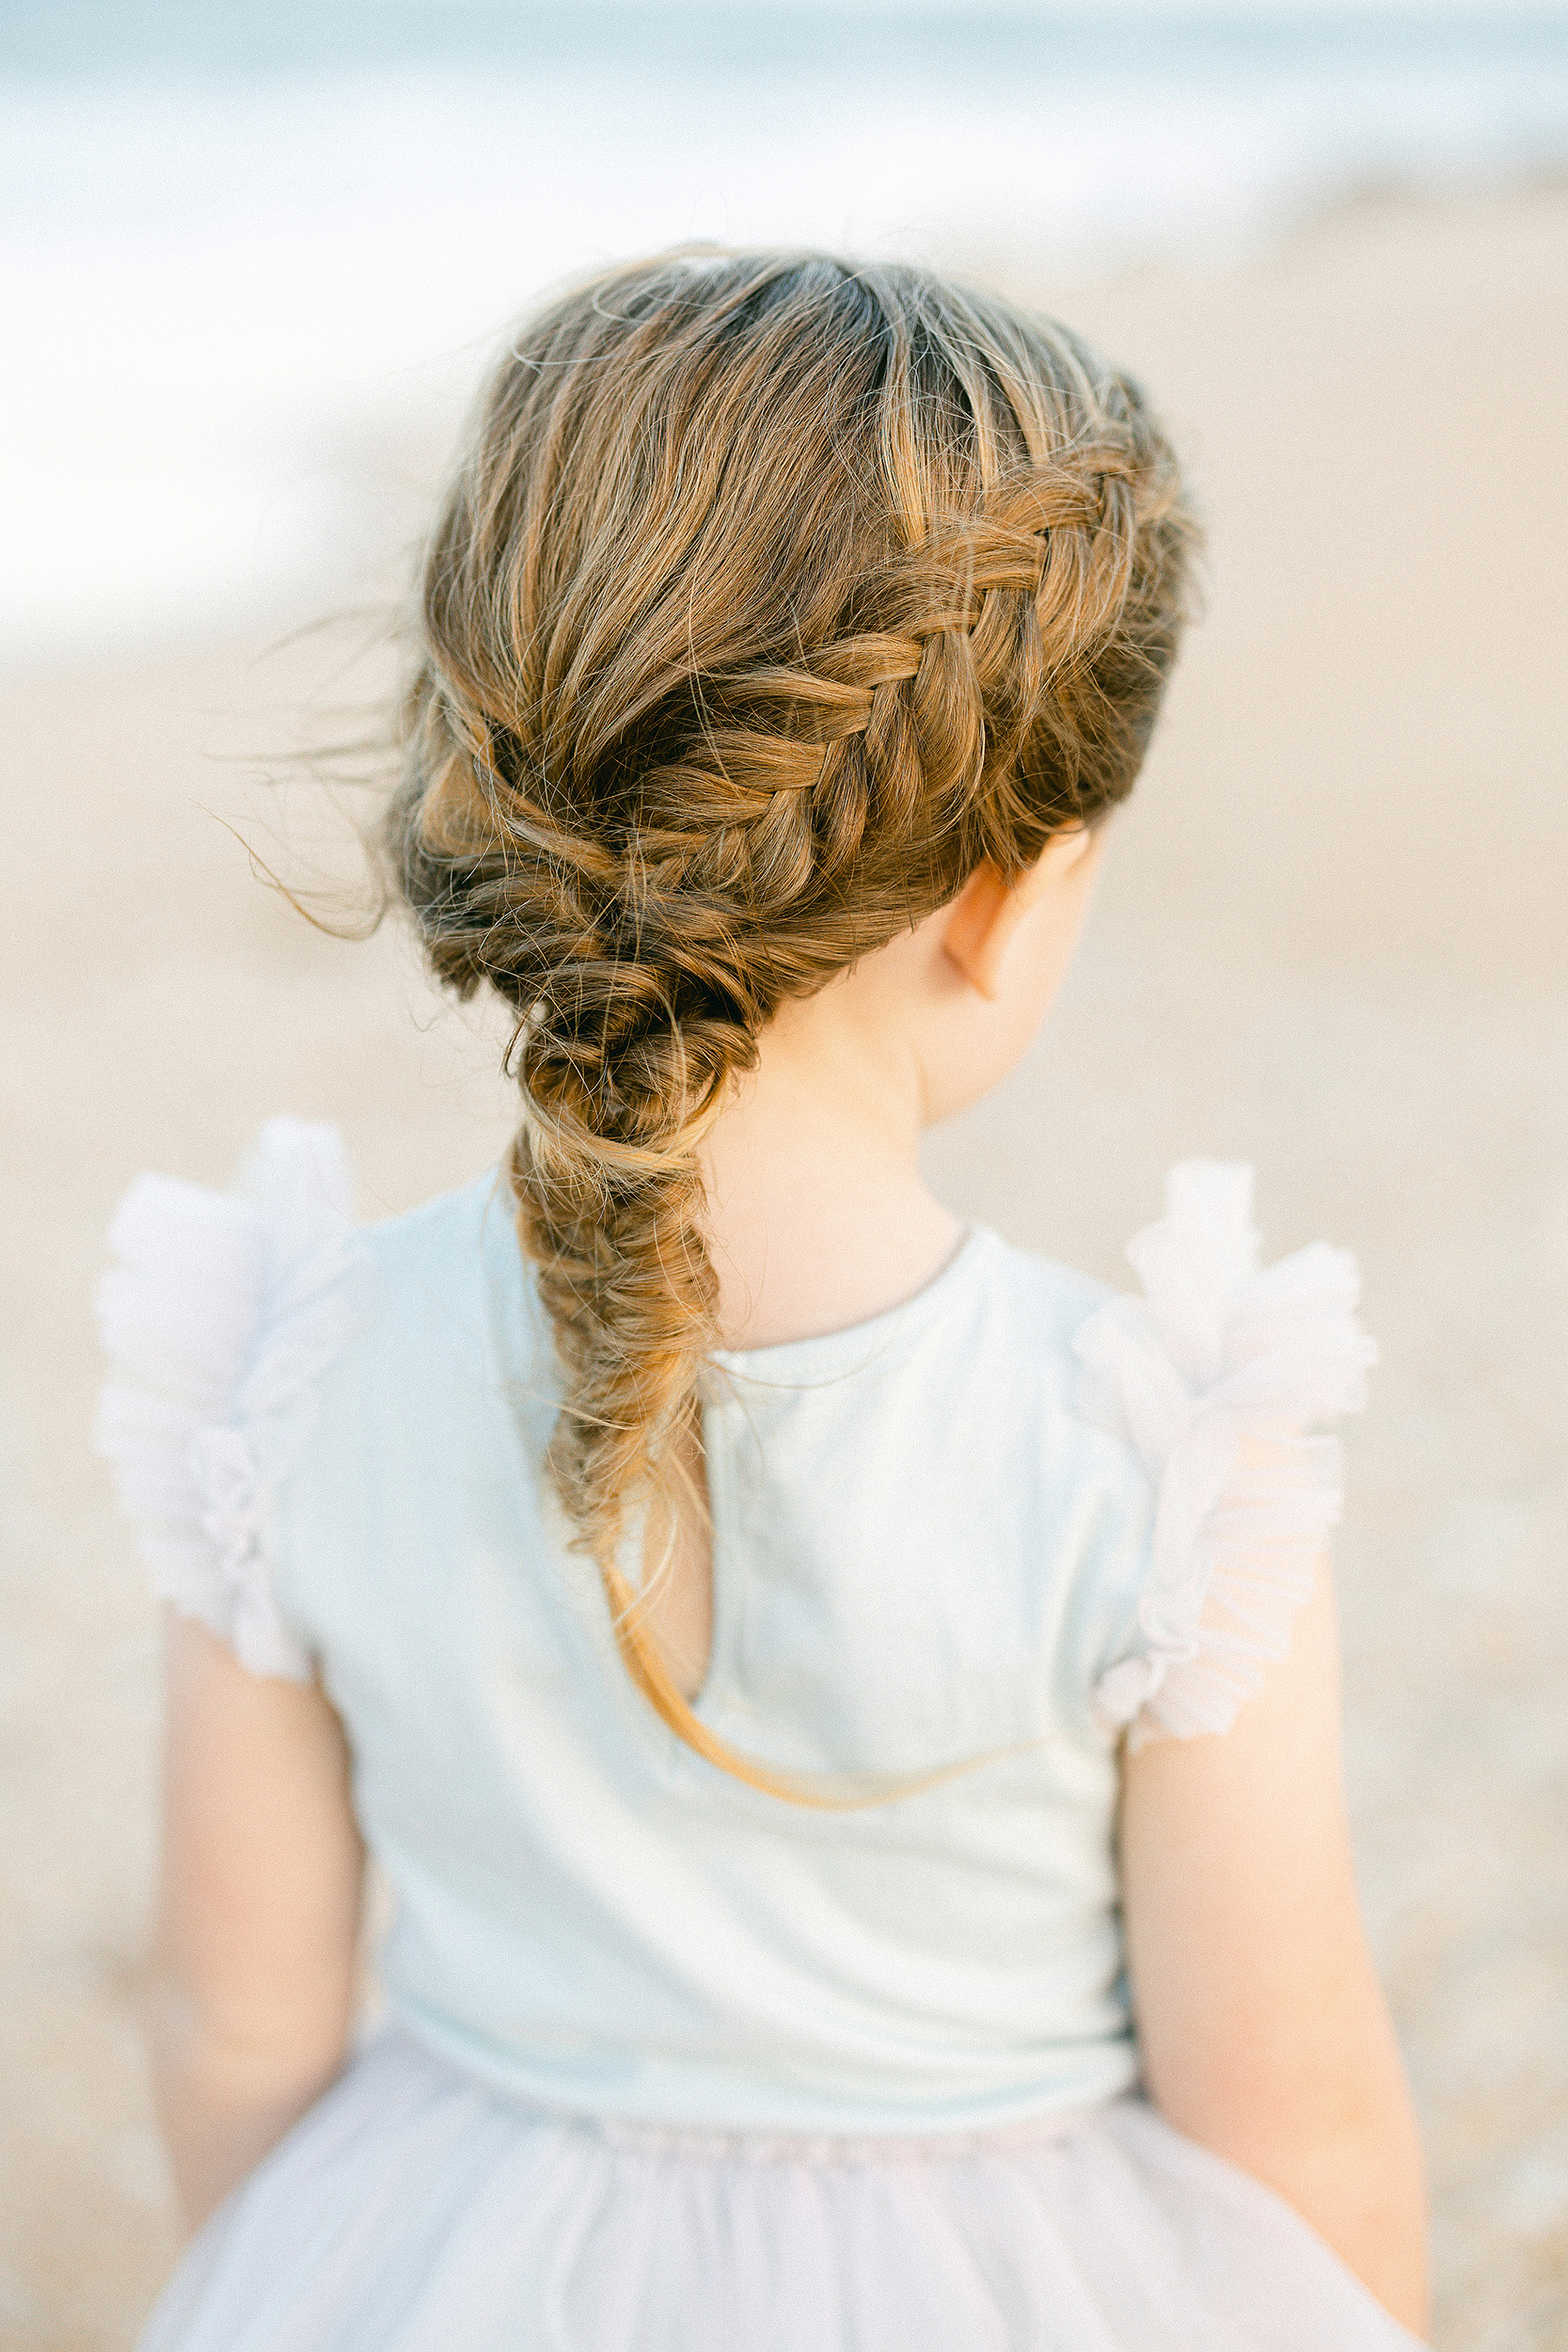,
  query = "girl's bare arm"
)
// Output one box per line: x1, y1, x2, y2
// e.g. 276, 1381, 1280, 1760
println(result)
148, 1612, 364, 2230
1119, 1557, 1429, 2338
